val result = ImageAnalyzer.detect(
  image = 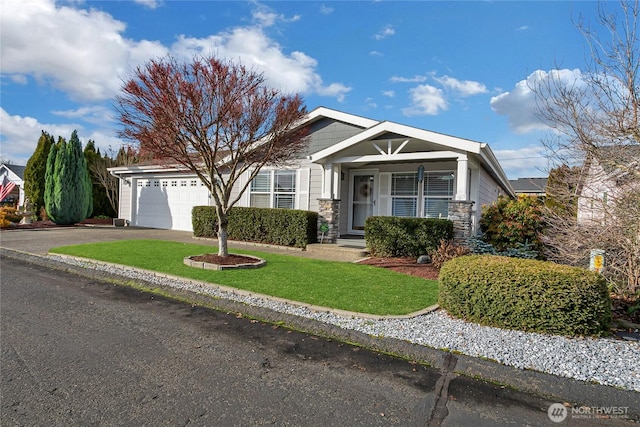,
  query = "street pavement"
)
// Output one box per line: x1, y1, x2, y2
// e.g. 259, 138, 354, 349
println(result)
1, 226, 638, 424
